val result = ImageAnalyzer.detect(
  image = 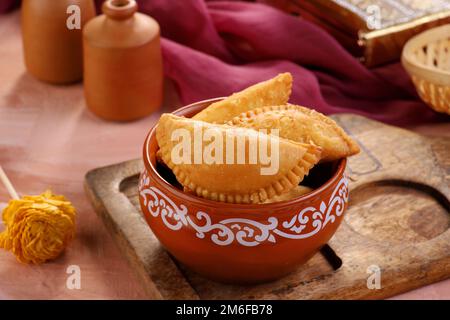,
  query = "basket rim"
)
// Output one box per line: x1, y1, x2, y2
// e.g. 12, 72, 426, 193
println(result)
401, 24, 450, 85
